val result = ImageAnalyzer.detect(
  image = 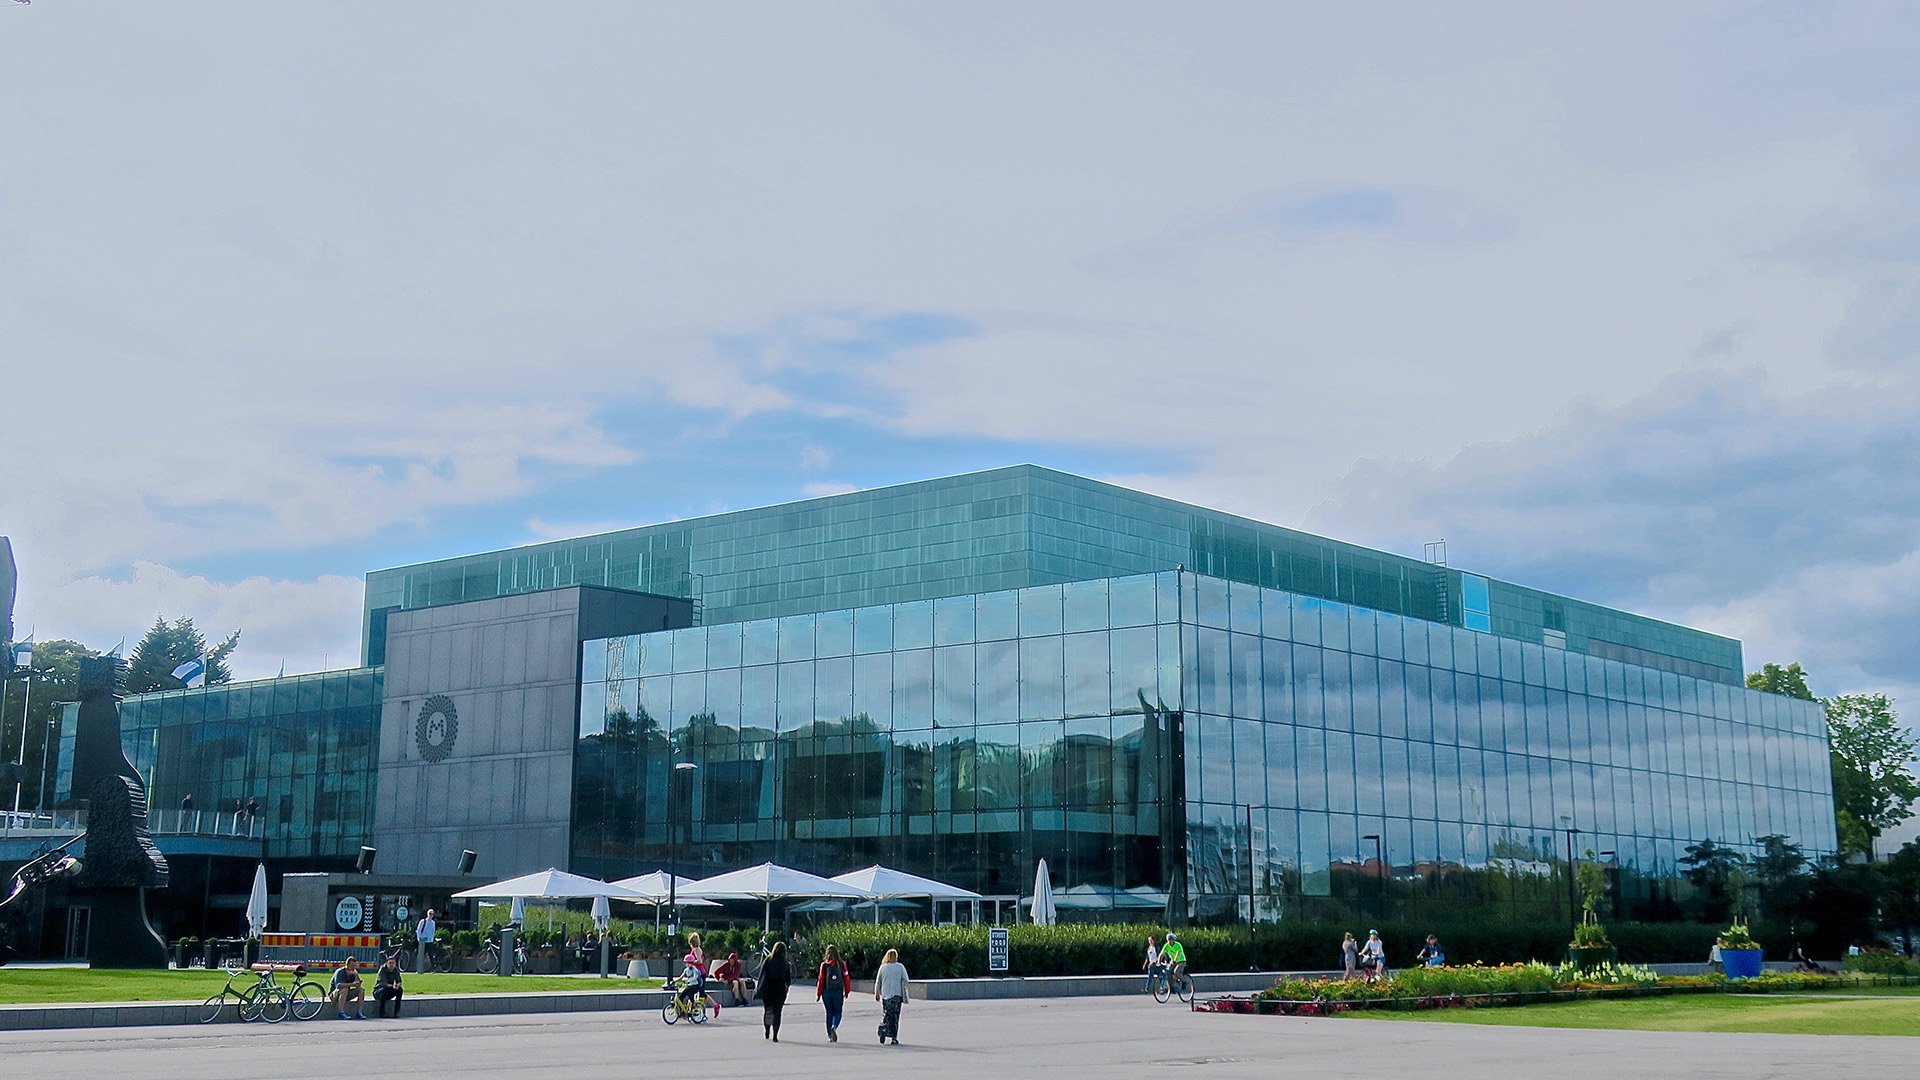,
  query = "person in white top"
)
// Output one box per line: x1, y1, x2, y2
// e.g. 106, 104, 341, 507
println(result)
1361, 929, 1387, 982
1143, 935, 1162, 993
874, 948, 910, 1045
415, 909, 438, 973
